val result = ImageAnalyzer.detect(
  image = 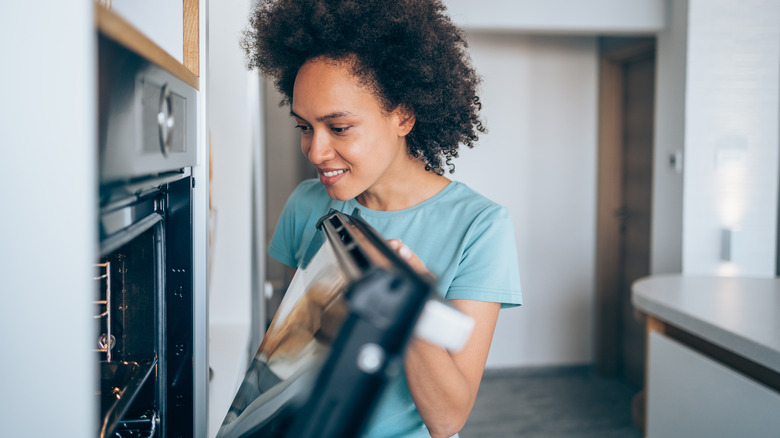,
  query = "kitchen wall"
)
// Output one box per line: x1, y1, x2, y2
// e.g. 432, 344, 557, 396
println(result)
208, 0, 255, 330
444, 0, 780, 367
650, 0, 687, 275
443, 0, 668, 368
207, 0, 265, 435
456, 33, 600, 367
110, 0, 184, 63
681, 0, 780, 277
444, 0, 666, 33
